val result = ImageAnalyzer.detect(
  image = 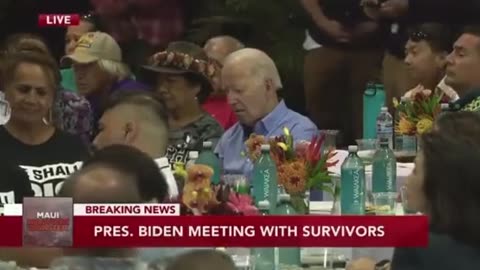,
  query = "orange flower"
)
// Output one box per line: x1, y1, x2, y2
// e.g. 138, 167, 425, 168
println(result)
244, 134, 266, 161
396, 117, 416, 135
278, 161, 307, 194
